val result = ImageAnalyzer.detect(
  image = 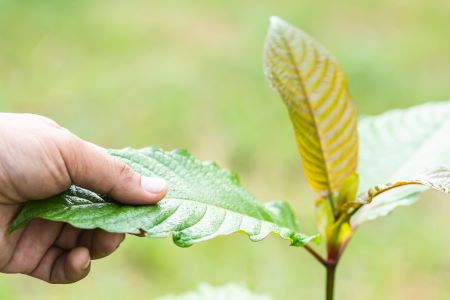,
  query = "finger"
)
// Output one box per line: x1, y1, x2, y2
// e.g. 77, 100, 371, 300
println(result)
54, 224, 82, 250
3, 219, 63, 274
90, 230, 124, 259
77, 229, 94, 250
30, 246, 90, 284
59, 136, 167, 205
77, 229, 125, 259
0, 204, 24, 270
